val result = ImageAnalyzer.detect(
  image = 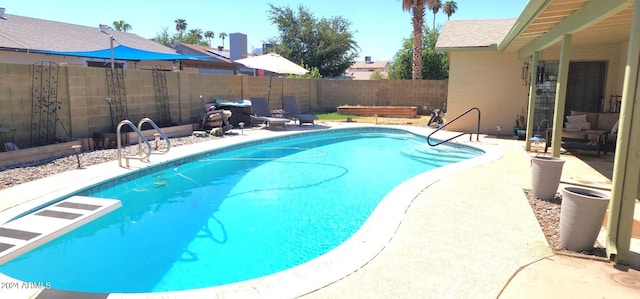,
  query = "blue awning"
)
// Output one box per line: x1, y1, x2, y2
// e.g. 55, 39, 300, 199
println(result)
33, 45, 207, 61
